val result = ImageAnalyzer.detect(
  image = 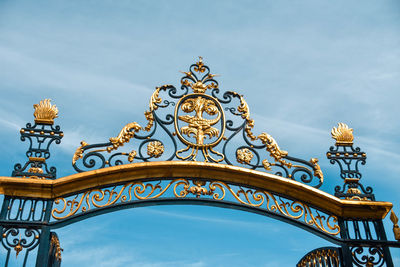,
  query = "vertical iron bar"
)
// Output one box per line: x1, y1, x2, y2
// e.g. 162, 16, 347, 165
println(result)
376, 220, 394, 267
35, 200, 54, 267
